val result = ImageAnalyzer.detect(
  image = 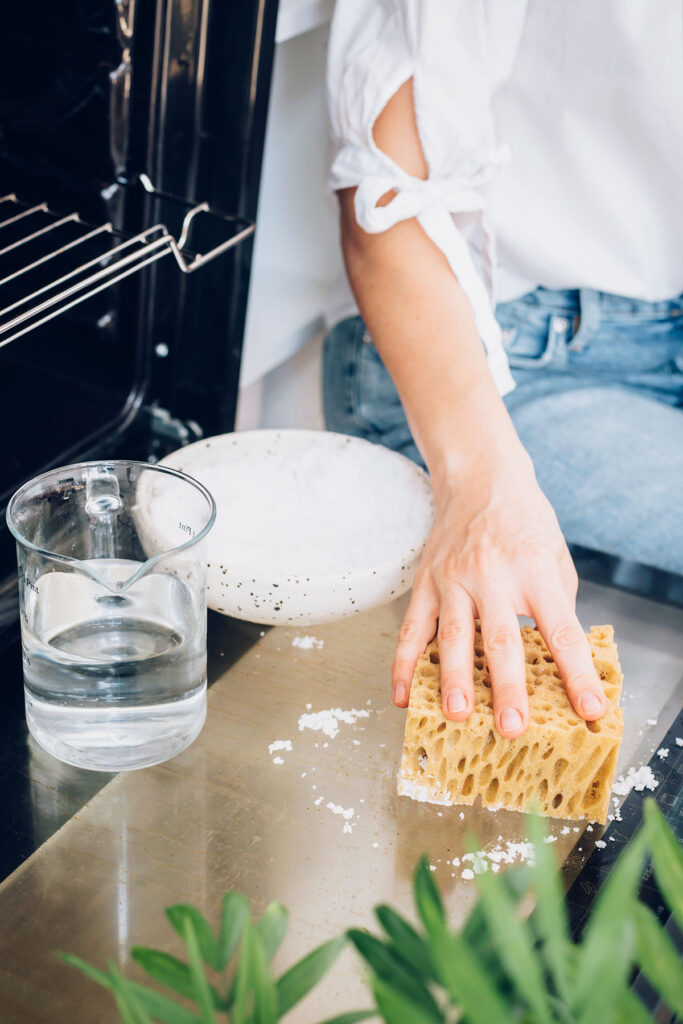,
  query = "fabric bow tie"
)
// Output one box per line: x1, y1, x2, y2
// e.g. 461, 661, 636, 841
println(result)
354, 145, 510, 234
